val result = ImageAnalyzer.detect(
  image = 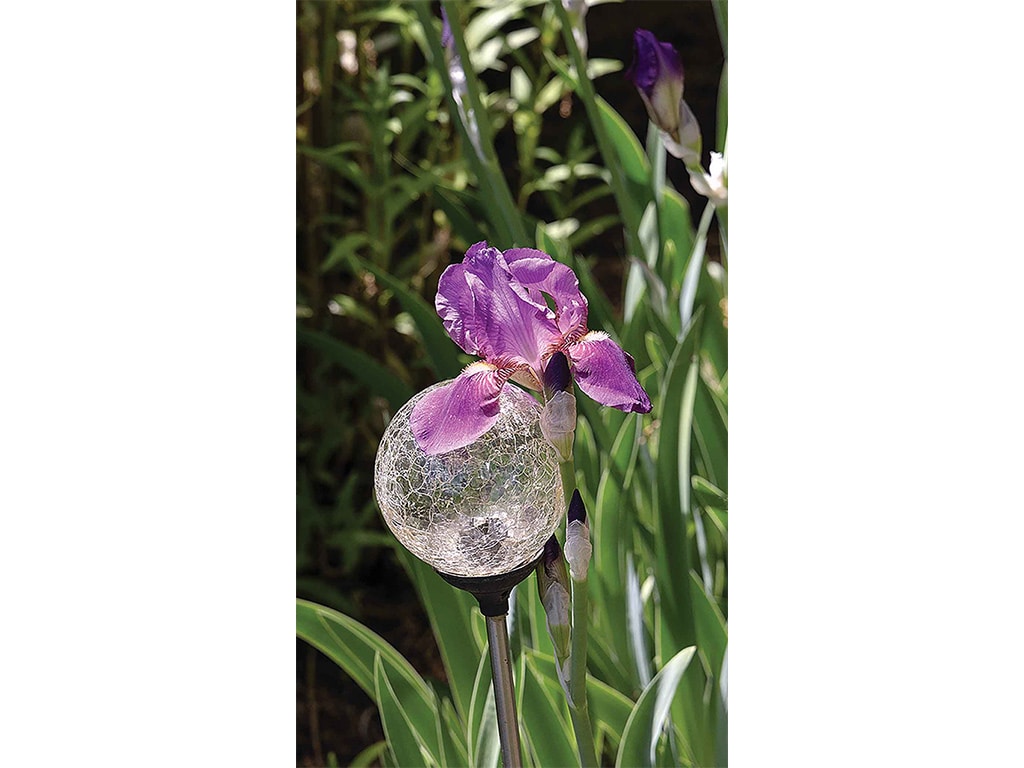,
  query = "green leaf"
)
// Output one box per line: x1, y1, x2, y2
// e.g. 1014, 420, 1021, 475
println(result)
626, 554, 654, 688
438, 697, 469, 768
520, 654, 579, 768
347, 255, 464, 380
395, 548, 483, 725
573, 414, 601, 499
374, 654, 437, 768
689, 571, 728, 681
321, 233, 376, 273
296, 326, 412, 411
467, 647, 501, 768
593, 462, 636, 693
691, 475, 727, 510
436, 187, 490, 247
693, 371, 729, 493
712, 0, 728, 56
658, 187, 696, 294
652, 325, 701, 652
615, 647, 697, 768
296, 600, 443, 763
528, 650, 635, 748
571, 252, 617, 336
349, 741, 387, 768
595, 96, 652, 227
